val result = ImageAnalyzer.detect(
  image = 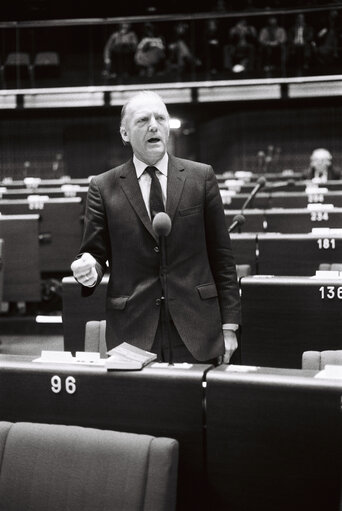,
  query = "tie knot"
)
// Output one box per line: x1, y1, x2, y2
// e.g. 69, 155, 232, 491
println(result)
145, 166, 158, 178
